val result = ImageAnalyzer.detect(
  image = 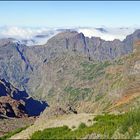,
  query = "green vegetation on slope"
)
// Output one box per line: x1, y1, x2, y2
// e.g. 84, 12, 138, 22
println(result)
78, 61, 111, 80
120, 110, 140, 138
64, 87, 92, 102
0, 126, 28, 140
31, 109, 140, 139
30, 126, 71, 140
